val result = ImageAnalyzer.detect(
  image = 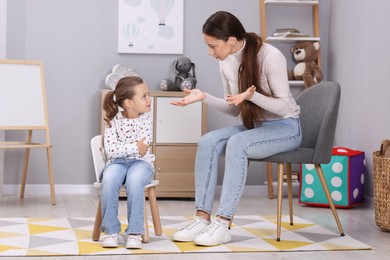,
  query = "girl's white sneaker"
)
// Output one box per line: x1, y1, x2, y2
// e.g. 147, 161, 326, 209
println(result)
126, 234, 143, 249
101, 233, 119, 248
